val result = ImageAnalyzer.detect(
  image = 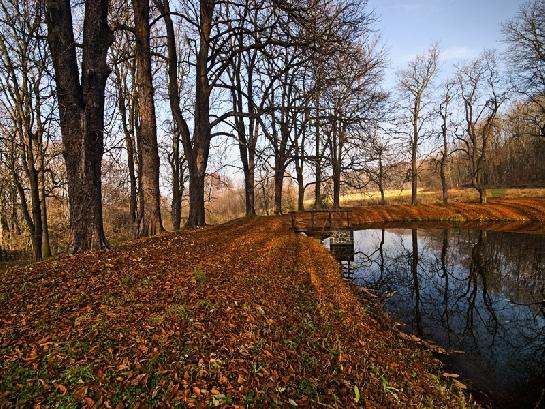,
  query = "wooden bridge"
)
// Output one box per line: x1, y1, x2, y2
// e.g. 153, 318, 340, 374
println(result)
289, 209, 353, 235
